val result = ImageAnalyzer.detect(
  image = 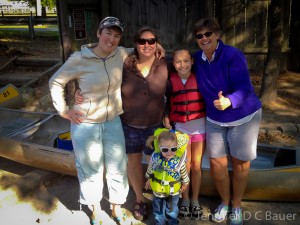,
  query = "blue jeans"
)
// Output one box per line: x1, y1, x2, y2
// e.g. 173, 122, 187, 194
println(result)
71, 116, 129, 206
152, 194, 180, 225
